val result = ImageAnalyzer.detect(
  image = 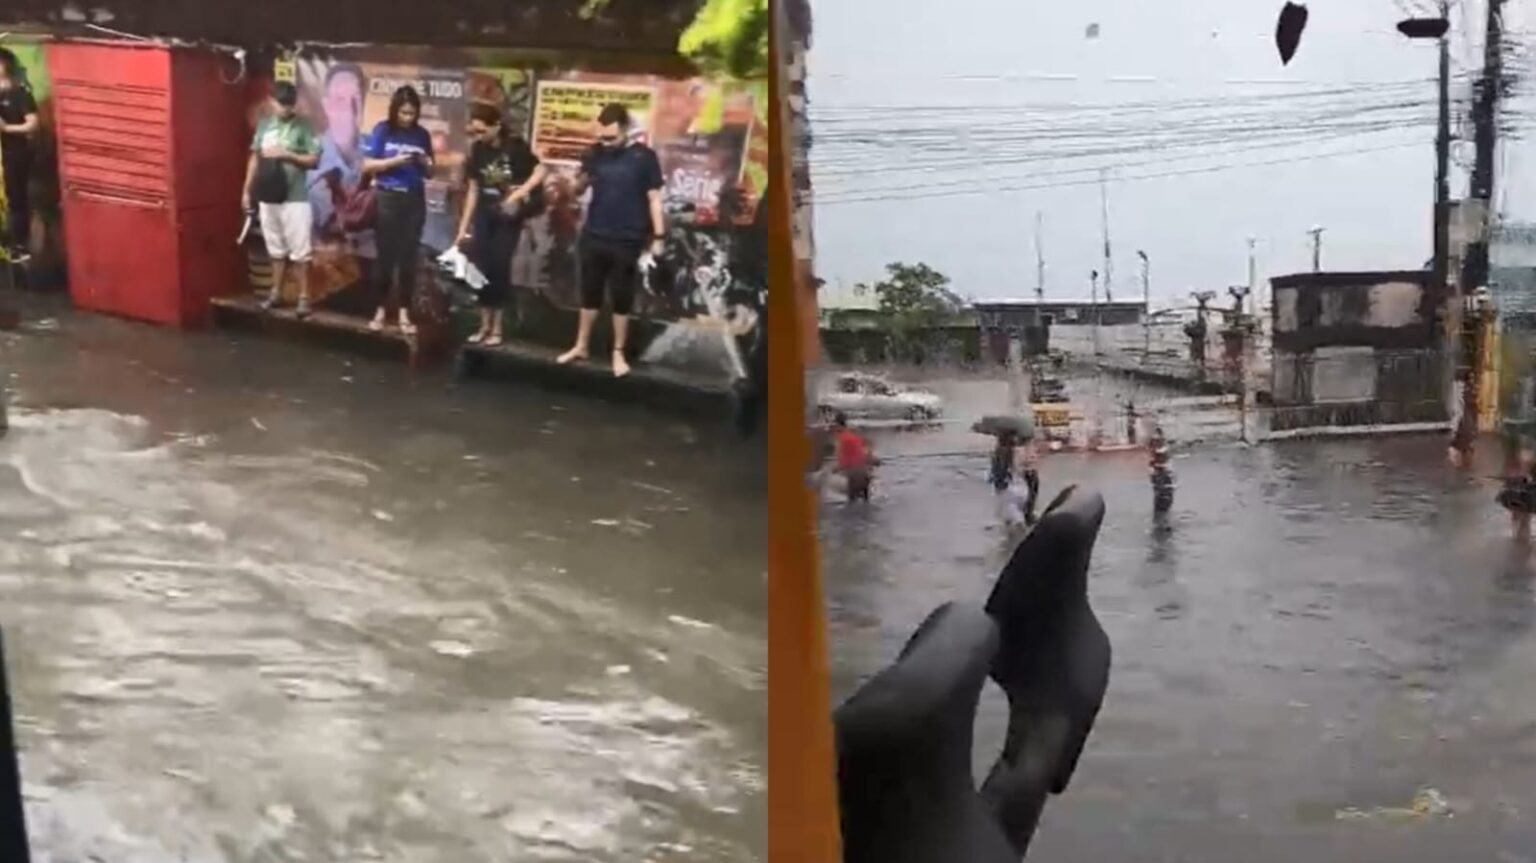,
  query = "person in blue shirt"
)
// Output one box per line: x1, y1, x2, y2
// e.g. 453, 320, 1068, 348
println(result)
362, 85, 434, 335
556, 103, 666, 378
